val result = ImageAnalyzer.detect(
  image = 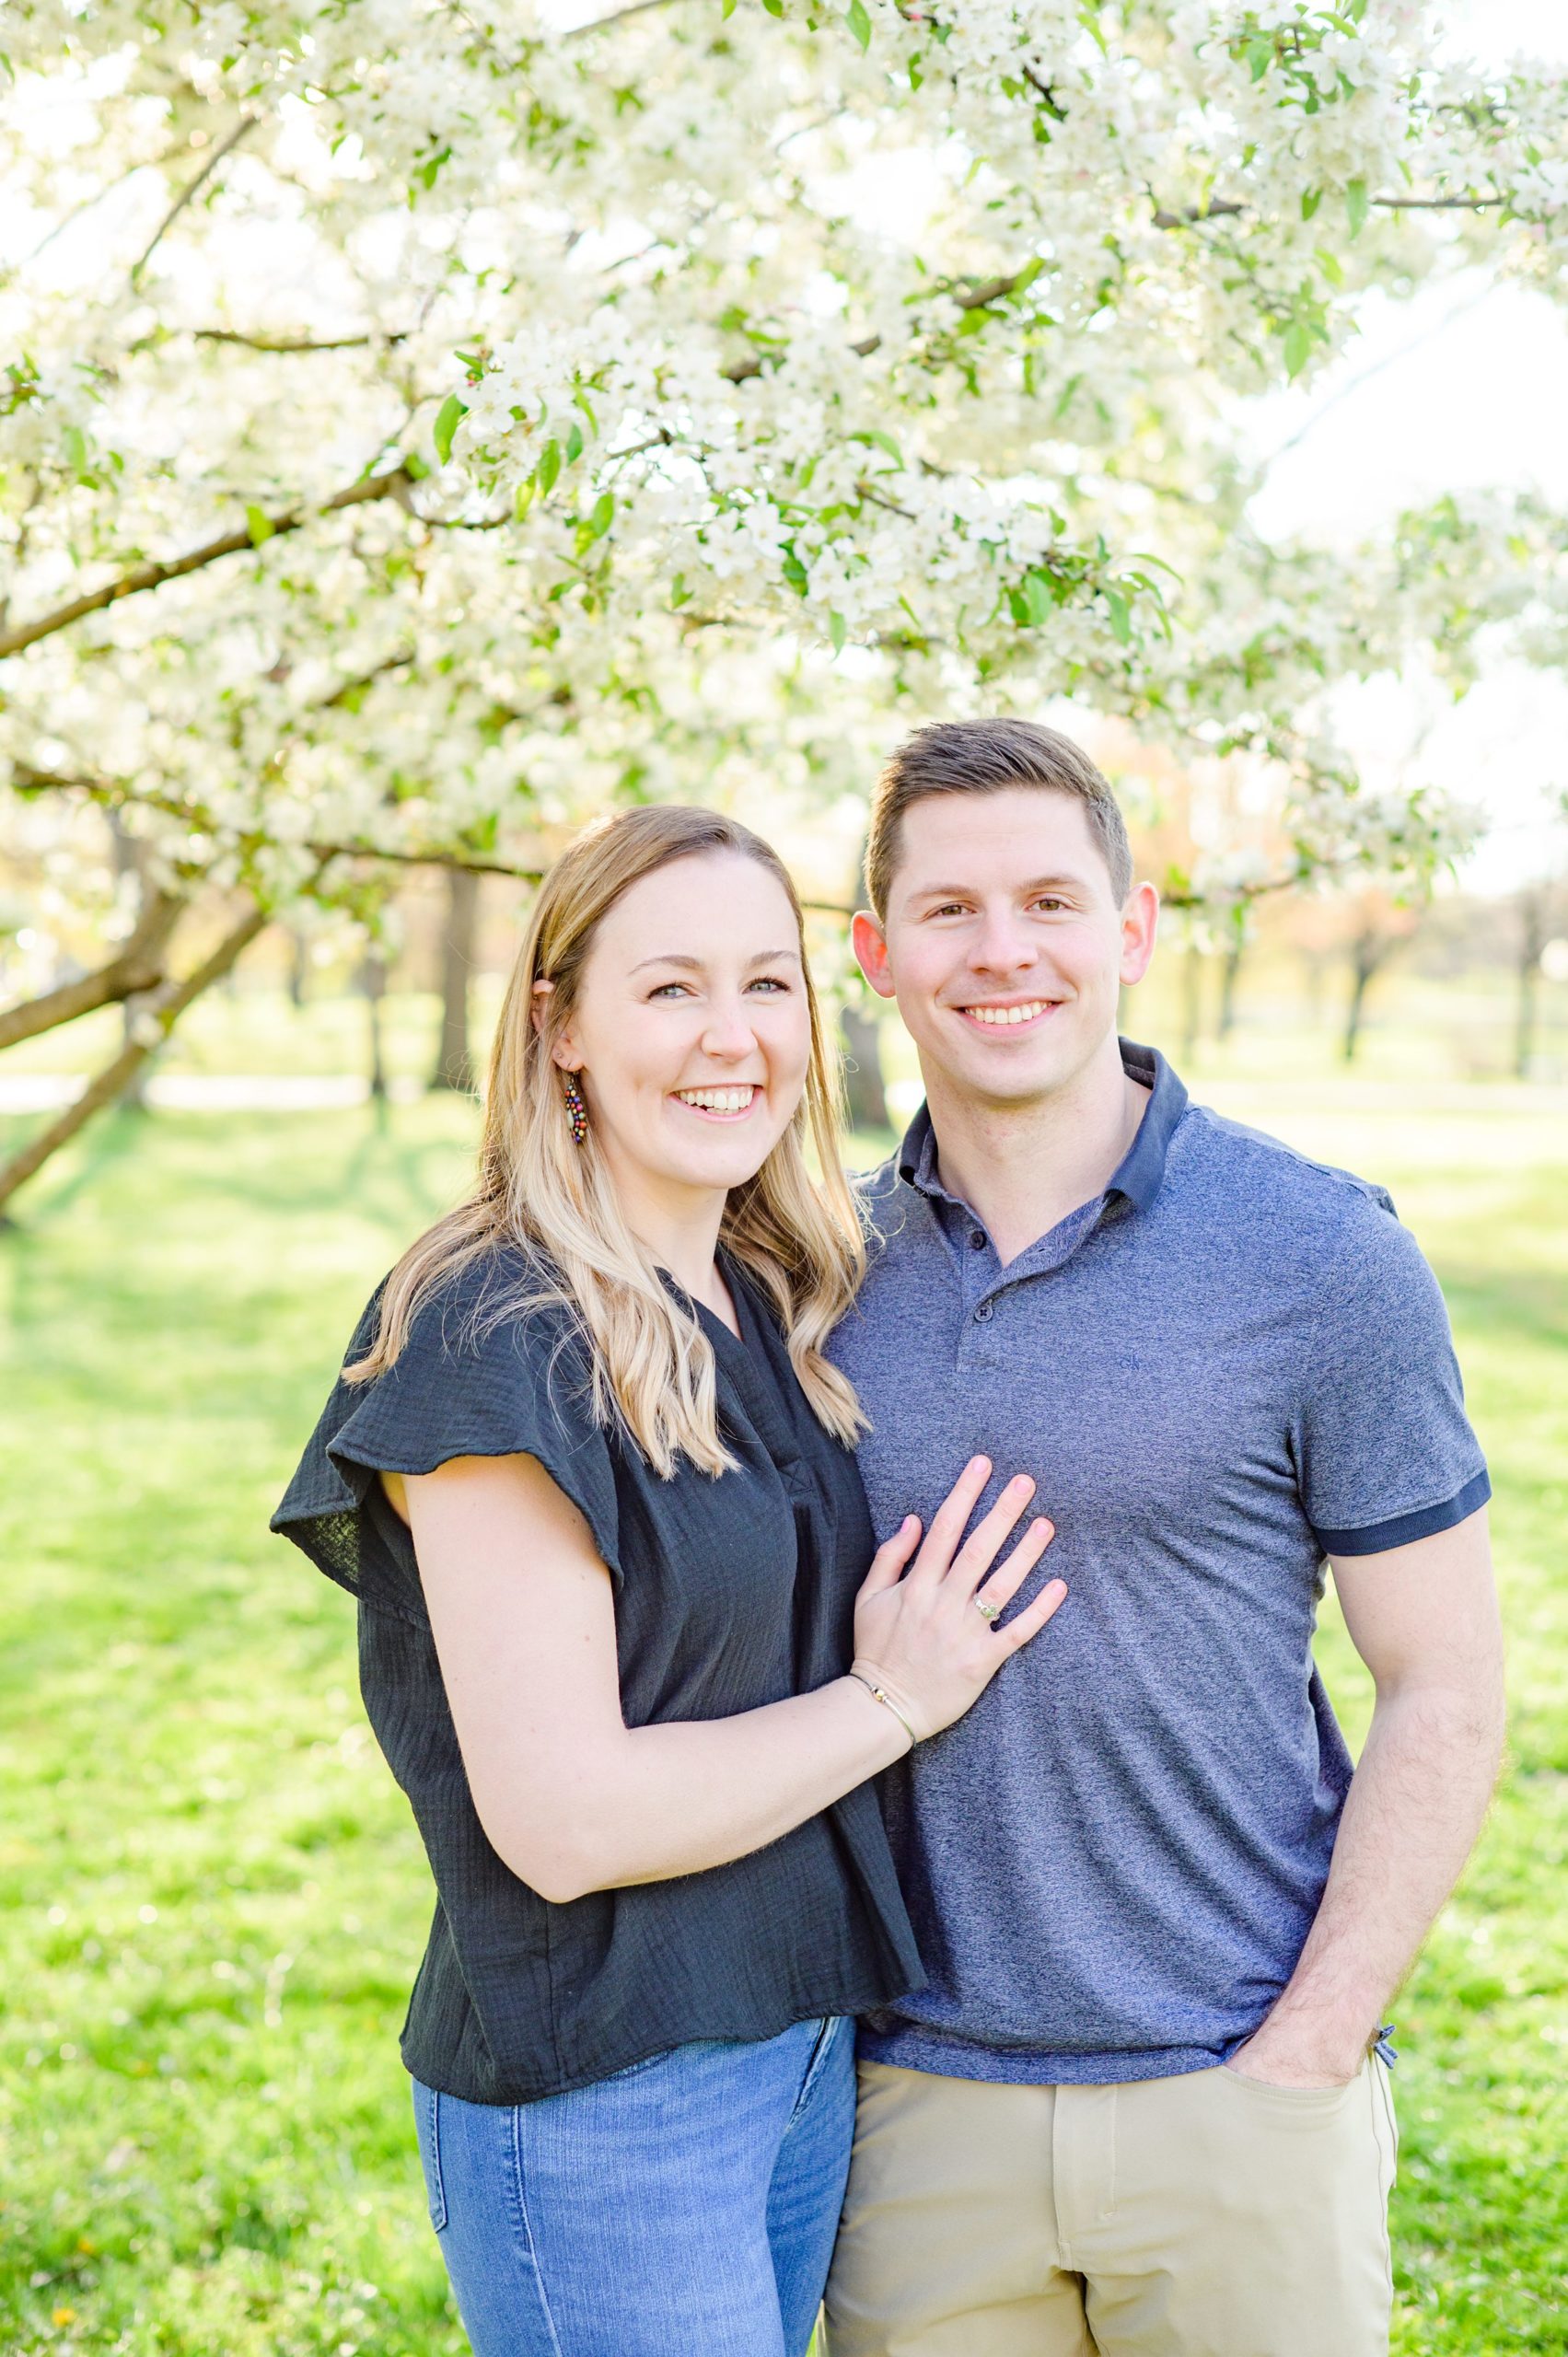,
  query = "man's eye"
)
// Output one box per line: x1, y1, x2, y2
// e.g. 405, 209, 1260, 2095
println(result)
1032, 898, 1067, 913
928, 903, 969, 919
